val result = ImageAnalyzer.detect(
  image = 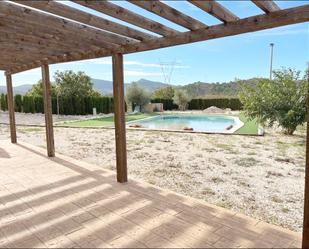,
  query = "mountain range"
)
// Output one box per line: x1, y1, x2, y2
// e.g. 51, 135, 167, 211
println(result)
0, 77, 261, 98
91, 78, 170, 95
